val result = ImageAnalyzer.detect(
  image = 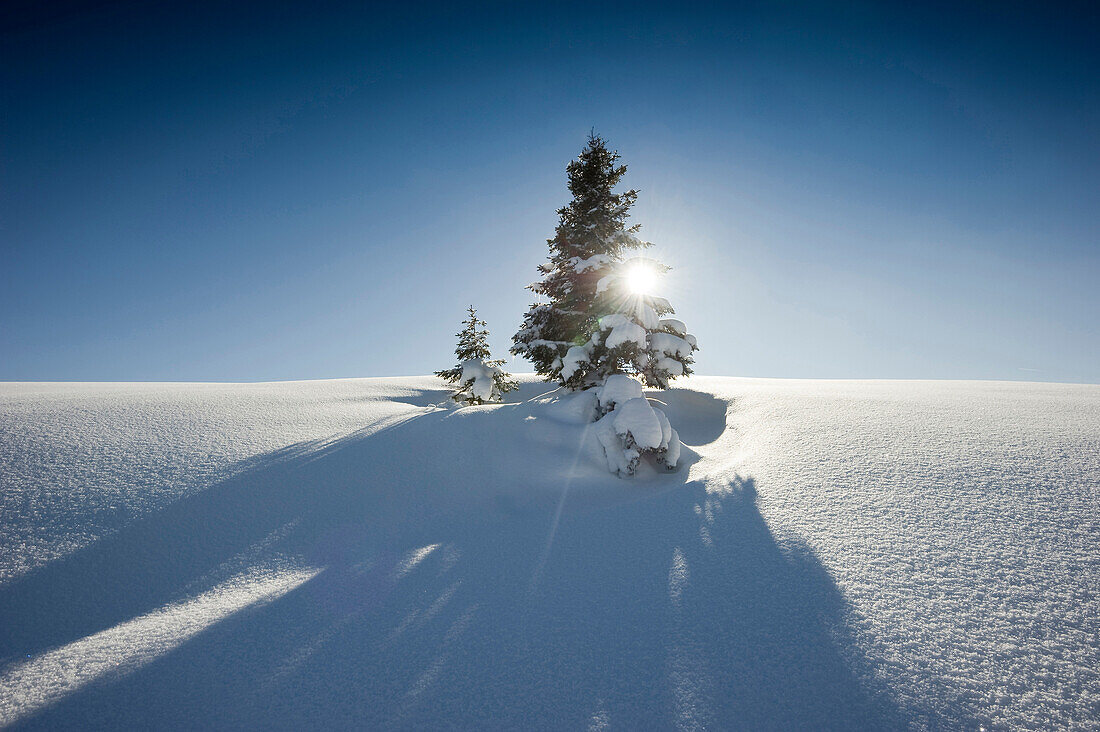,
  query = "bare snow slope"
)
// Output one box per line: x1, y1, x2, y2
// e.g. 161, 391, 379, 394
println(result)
0, 376, 1097, 729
